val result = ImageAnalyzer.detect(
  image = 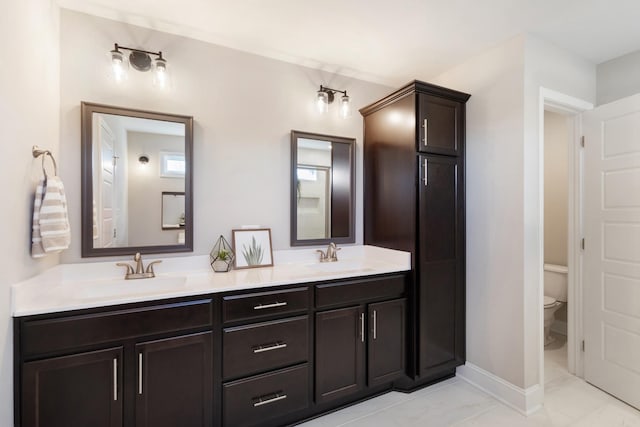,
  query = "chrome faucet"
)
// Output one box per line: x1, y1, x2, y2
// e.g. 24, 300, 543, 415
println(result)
116, 252, 162, 279
316, 242, 341, 262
